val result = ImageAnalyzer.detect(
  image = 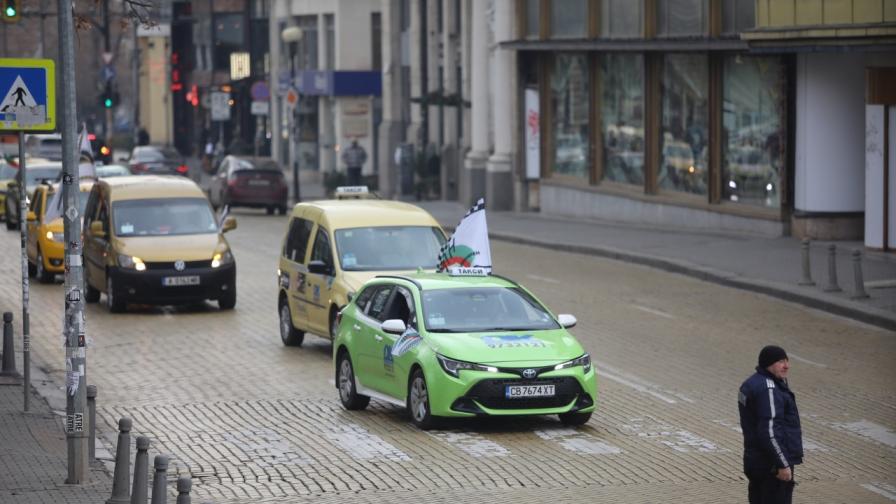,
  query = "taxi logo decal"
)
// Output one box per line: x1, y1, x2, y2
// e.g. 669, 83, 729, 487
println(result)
391, 328, 422, 357
438, 244, 476, 270
313, 284, 320, 303
481, 334, 547, 349
383, 345, 394, 373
